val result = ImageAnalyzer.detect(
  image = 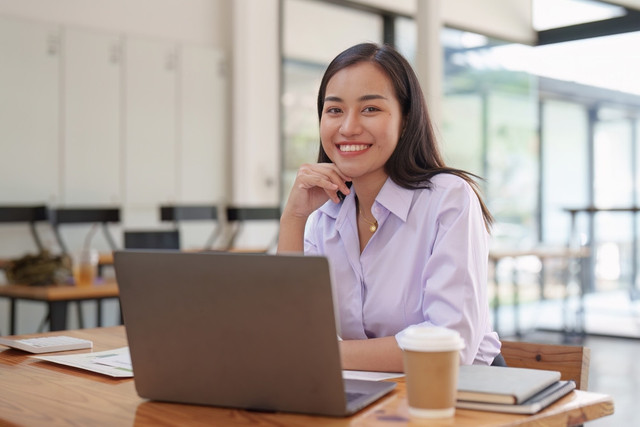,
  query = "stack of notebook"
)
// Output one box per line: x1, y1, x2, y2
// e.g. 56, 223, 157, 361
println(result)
456, 365, 576, 414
